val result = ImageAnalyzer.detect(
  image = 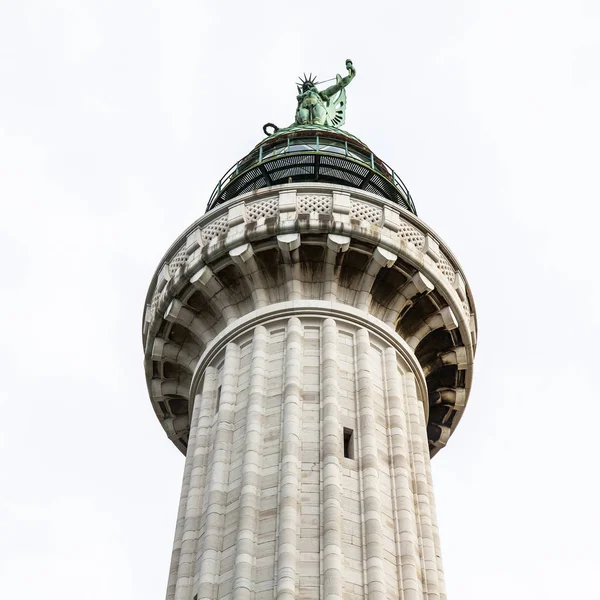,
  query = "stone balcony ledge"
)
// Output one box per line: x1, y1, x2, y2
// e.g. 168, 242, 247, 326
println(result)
142, 182, 477, 456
